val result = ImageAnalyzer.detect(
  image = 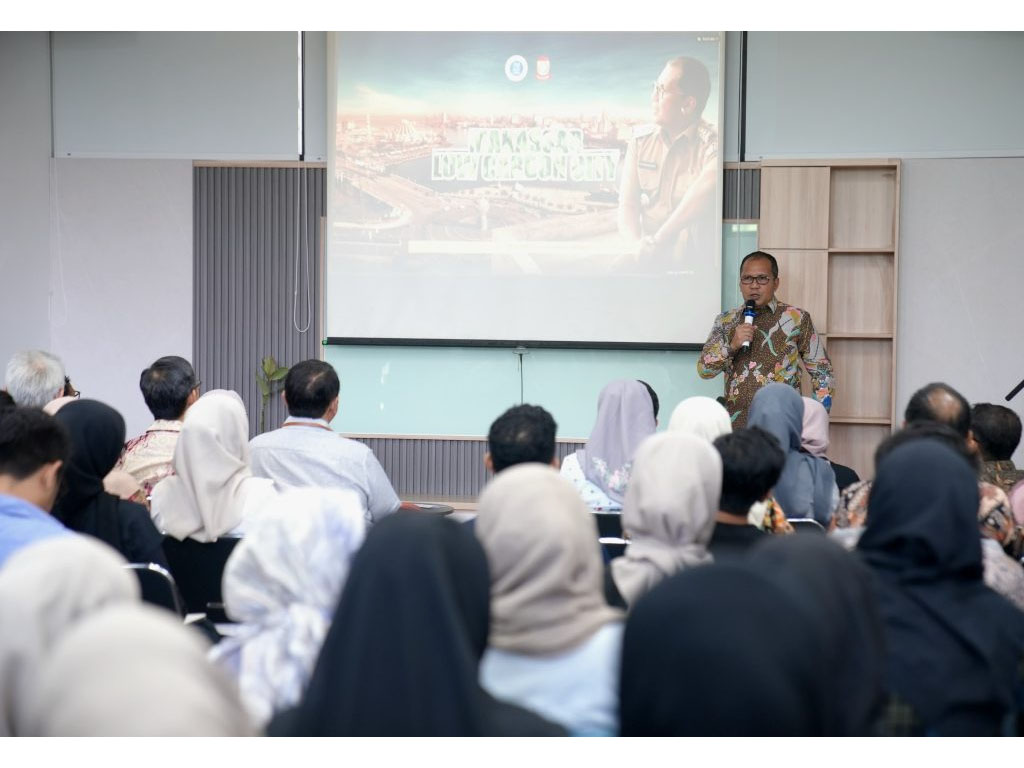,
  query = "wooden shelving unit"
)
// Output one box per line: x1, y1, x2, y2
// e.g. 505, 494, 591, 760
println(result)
758, 159, 900, 478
